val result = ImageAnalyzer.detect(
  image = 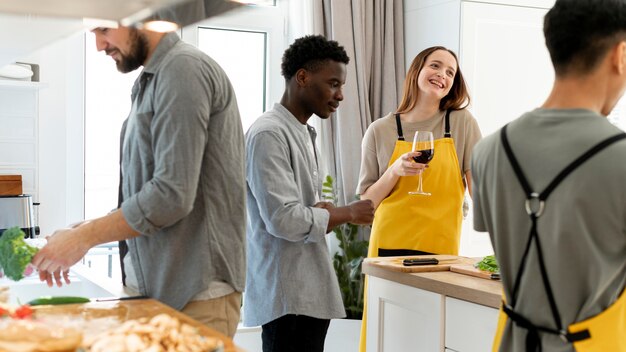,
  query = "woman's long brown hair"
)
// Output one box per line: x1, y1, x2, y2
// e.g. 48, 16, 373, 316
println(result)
396, 46, 470, 114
